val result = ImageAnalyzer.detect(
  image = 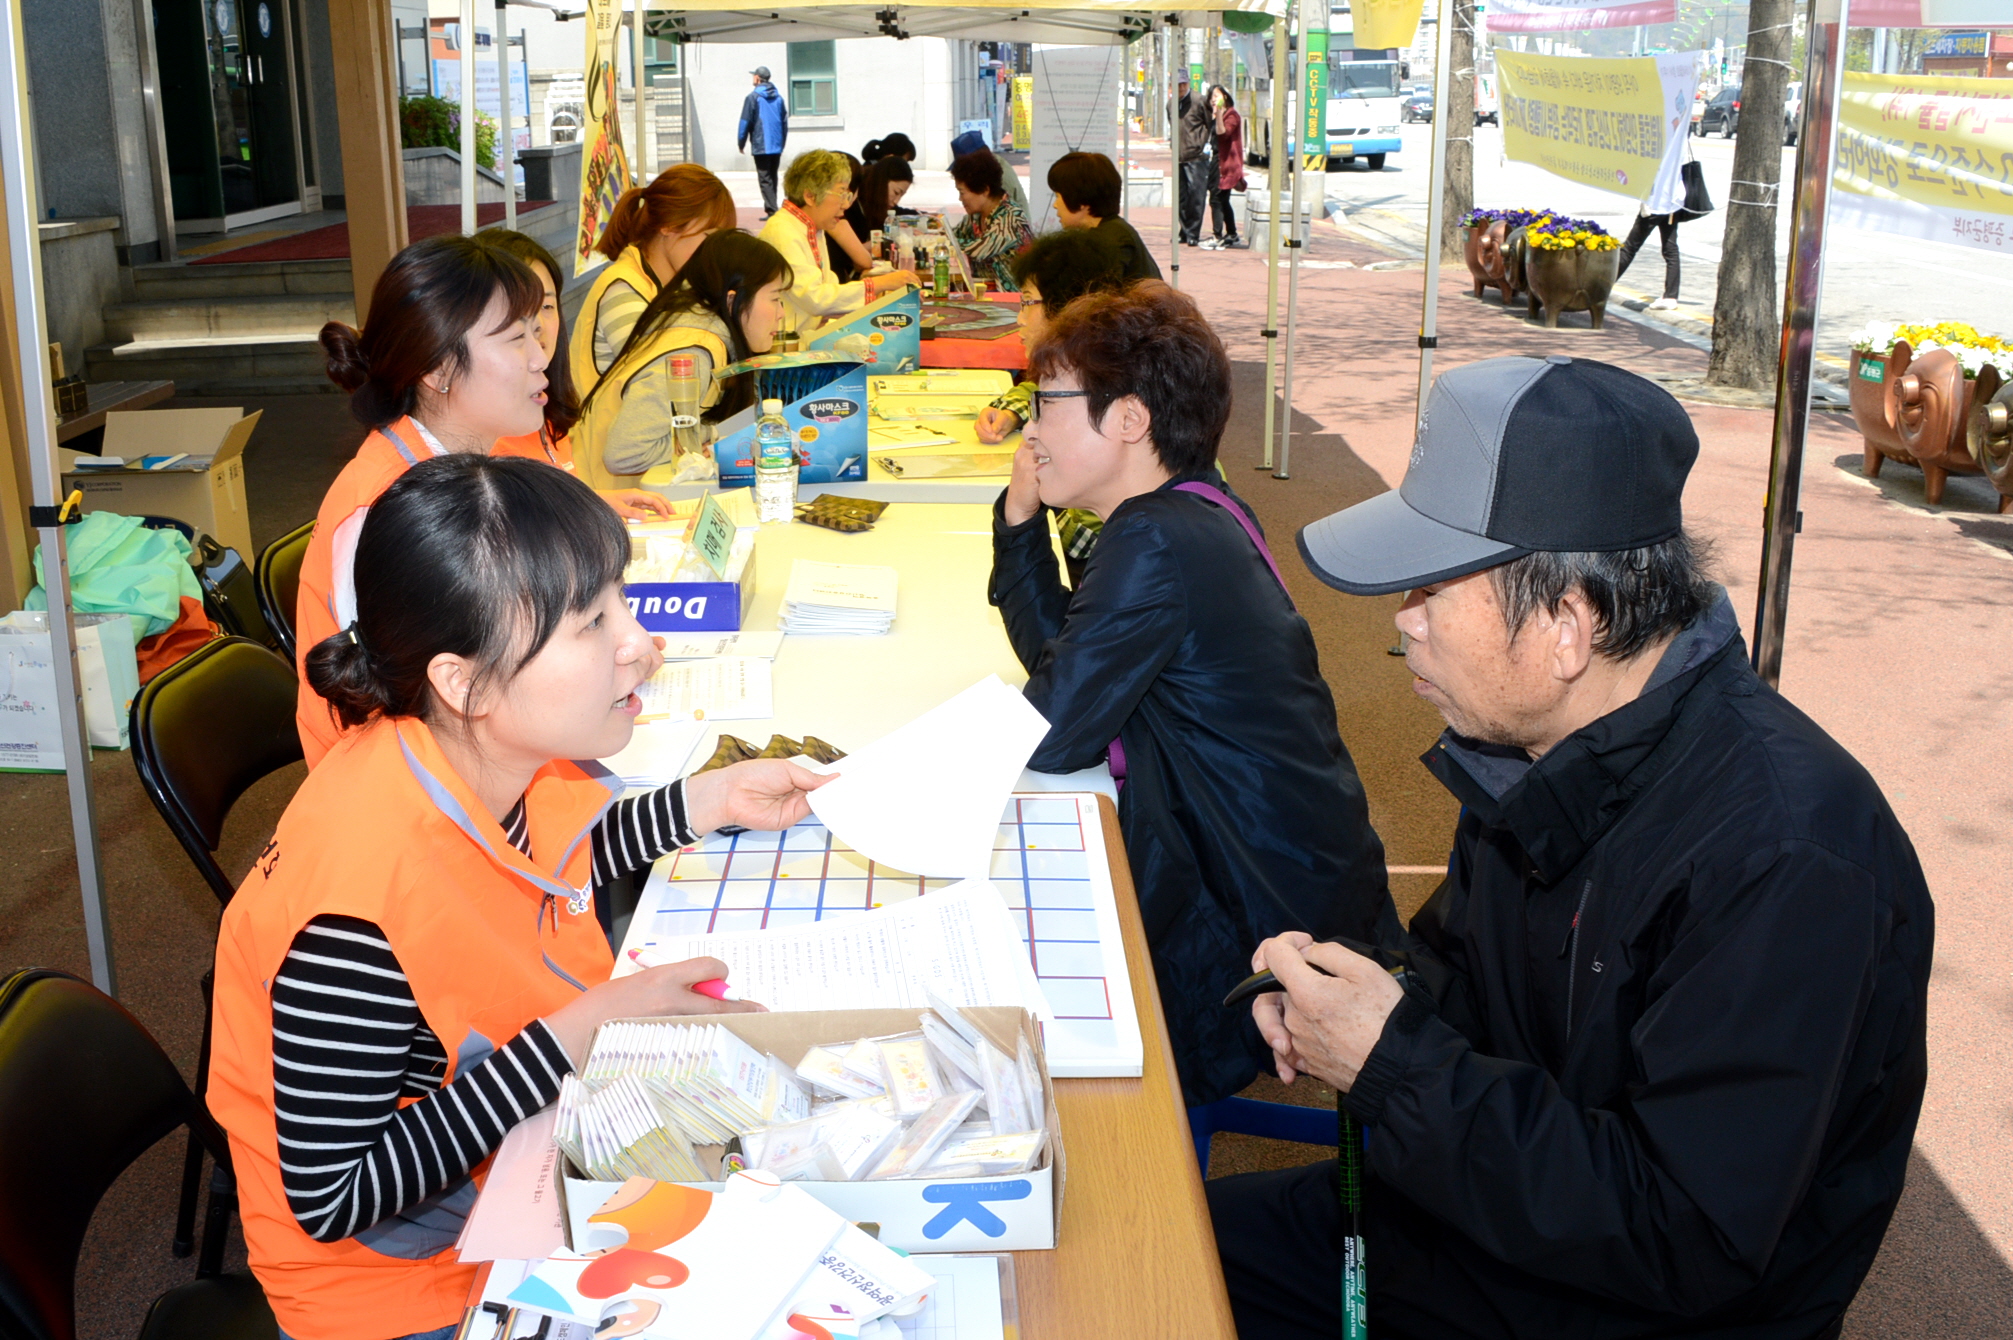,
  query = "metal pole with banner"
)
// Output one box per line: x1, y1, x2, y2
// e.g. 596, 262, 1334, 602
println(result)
1278, 10, 1316, 477
1752, 0, 1848, 687
497, 0, 516, 230
460, 0, 478, 235
0, 0, 116, 993
1299, 24, 1328, 173
574, 0, 632, 271
1260, 10, 1287, 470
1166, 21, 1180, 288
1417, 0, 1458, 431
